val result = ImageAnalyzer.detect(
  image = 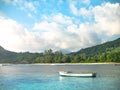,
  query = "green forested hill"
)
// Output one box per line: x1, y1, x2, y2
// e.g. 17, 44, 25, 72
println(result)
0, 38, 120, 63
0, 46, 41, 63
0, 46, 18, 63
70, 38, 120, 56
69, 38, 120, 62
